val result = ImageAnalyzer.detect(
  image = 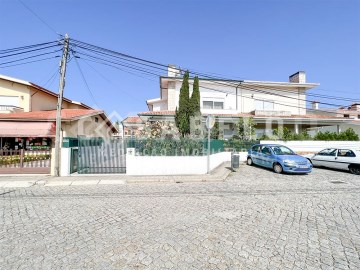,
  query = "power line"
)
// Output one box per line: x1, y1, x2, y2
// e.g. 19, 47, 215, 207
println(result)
0, 41, 59, 54
0, 44, 60, 59
73, 55, 100, 108
72, 45, 352, 109
17, 0, 59, 36
0, 56, 60, 69
75, 53, 344, 116
80, 58, 149, 102
70, 39, 359, 104
41, 67, 59, 88
0, 50, 61, 66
